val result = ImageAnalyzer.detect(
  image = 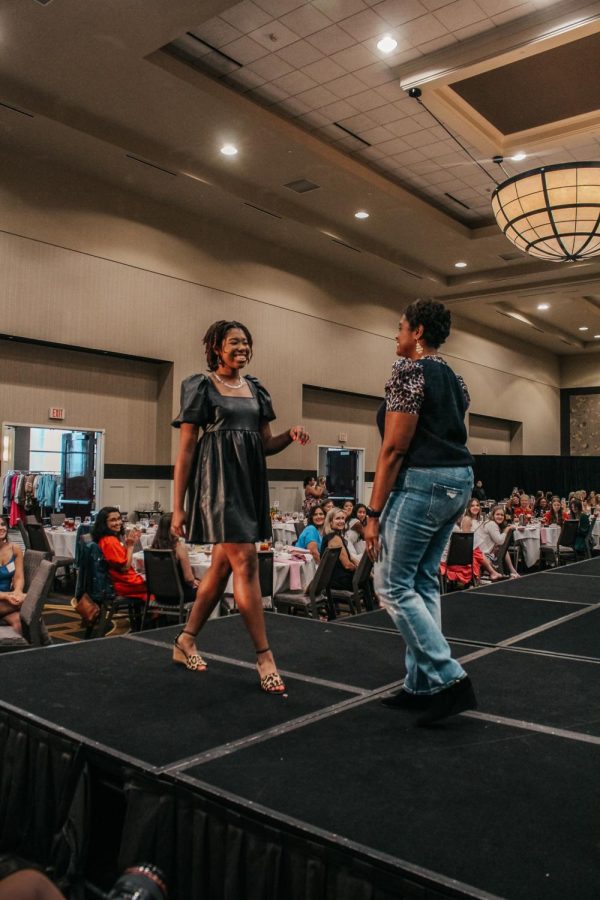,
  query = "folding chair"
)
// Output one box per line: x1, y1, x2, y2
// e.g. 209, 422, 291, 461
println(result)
274, 547, 340, 619
439, 532, 475, 593
494, 528, 519, 576
16, 520, 30, 549
26, 522, 72, 586
75, 541, 144, 638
